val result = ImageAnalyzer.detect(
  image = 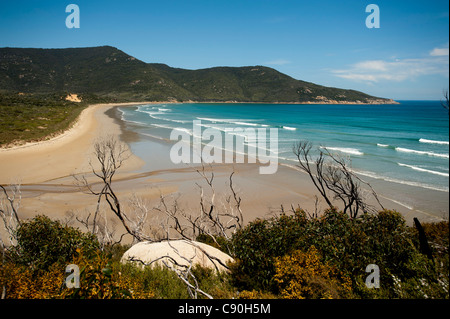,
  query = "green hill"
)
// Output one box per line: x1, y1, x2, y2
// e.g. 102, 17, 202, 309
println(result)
0, 45, 395, 104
